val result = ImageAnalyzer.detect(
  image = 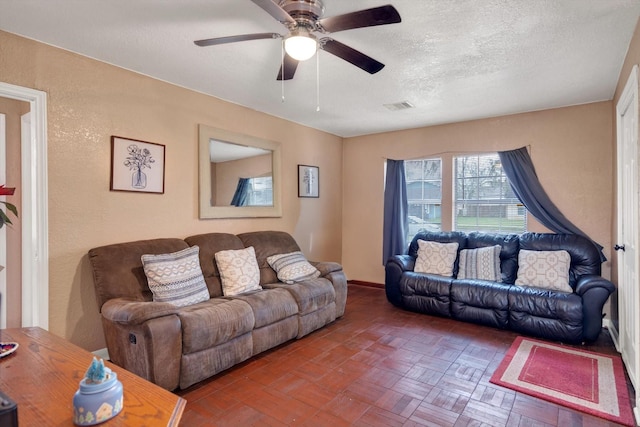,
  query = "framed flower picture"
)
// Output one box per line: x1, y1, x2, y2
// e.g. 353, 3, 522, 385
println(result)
298, 164, 319, 198
110, 136, 165, 194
